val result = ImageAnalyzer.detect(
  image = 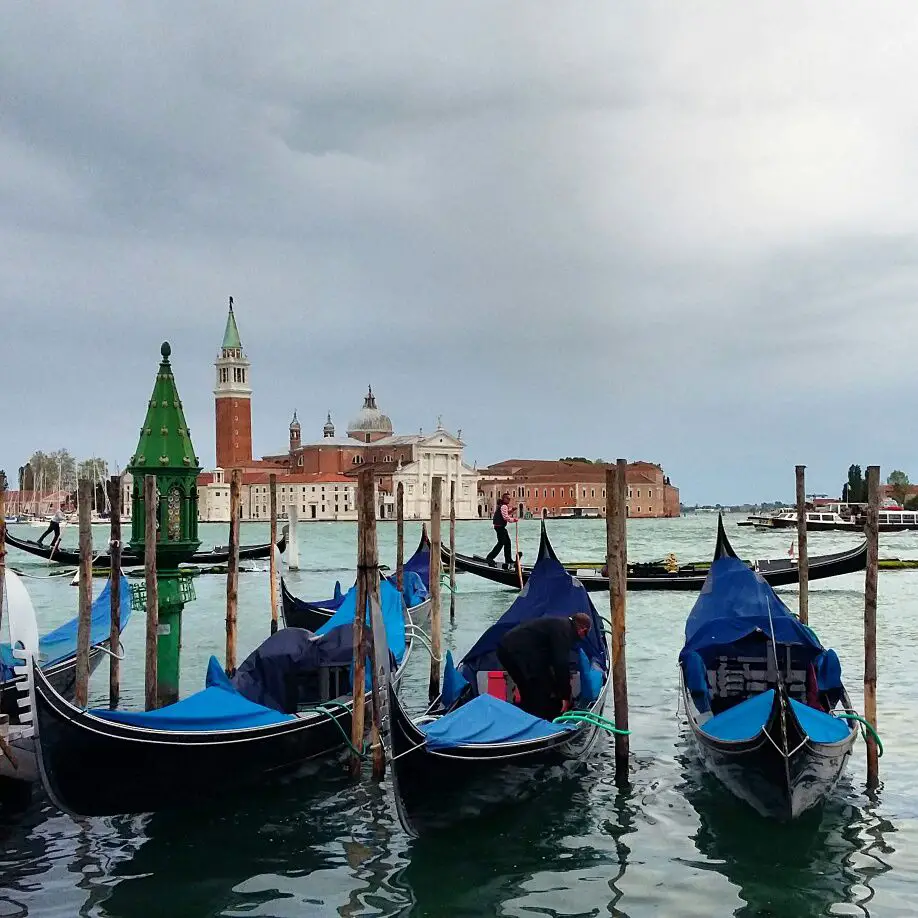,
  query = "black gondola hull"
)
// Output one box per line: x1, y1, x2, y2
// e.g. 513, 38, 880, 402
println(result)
682, 682, 855, 820
444, 539, 867, 592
